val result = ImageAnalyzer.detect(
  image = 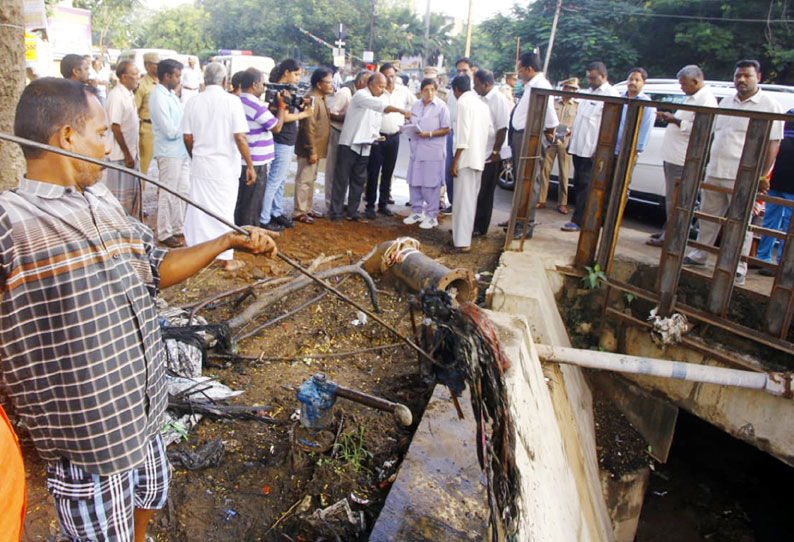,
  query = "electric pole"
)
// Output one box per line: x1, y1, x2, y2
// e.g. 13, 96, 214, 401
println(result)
543, 0, 562, 75
464, 0, 474, 58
